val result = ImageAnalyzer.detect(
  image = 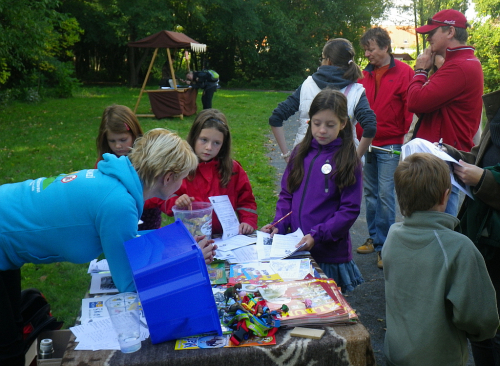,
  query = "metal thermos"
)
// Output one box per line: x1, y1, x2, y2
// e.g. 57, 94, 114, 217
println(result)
39, 338, 54, 359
